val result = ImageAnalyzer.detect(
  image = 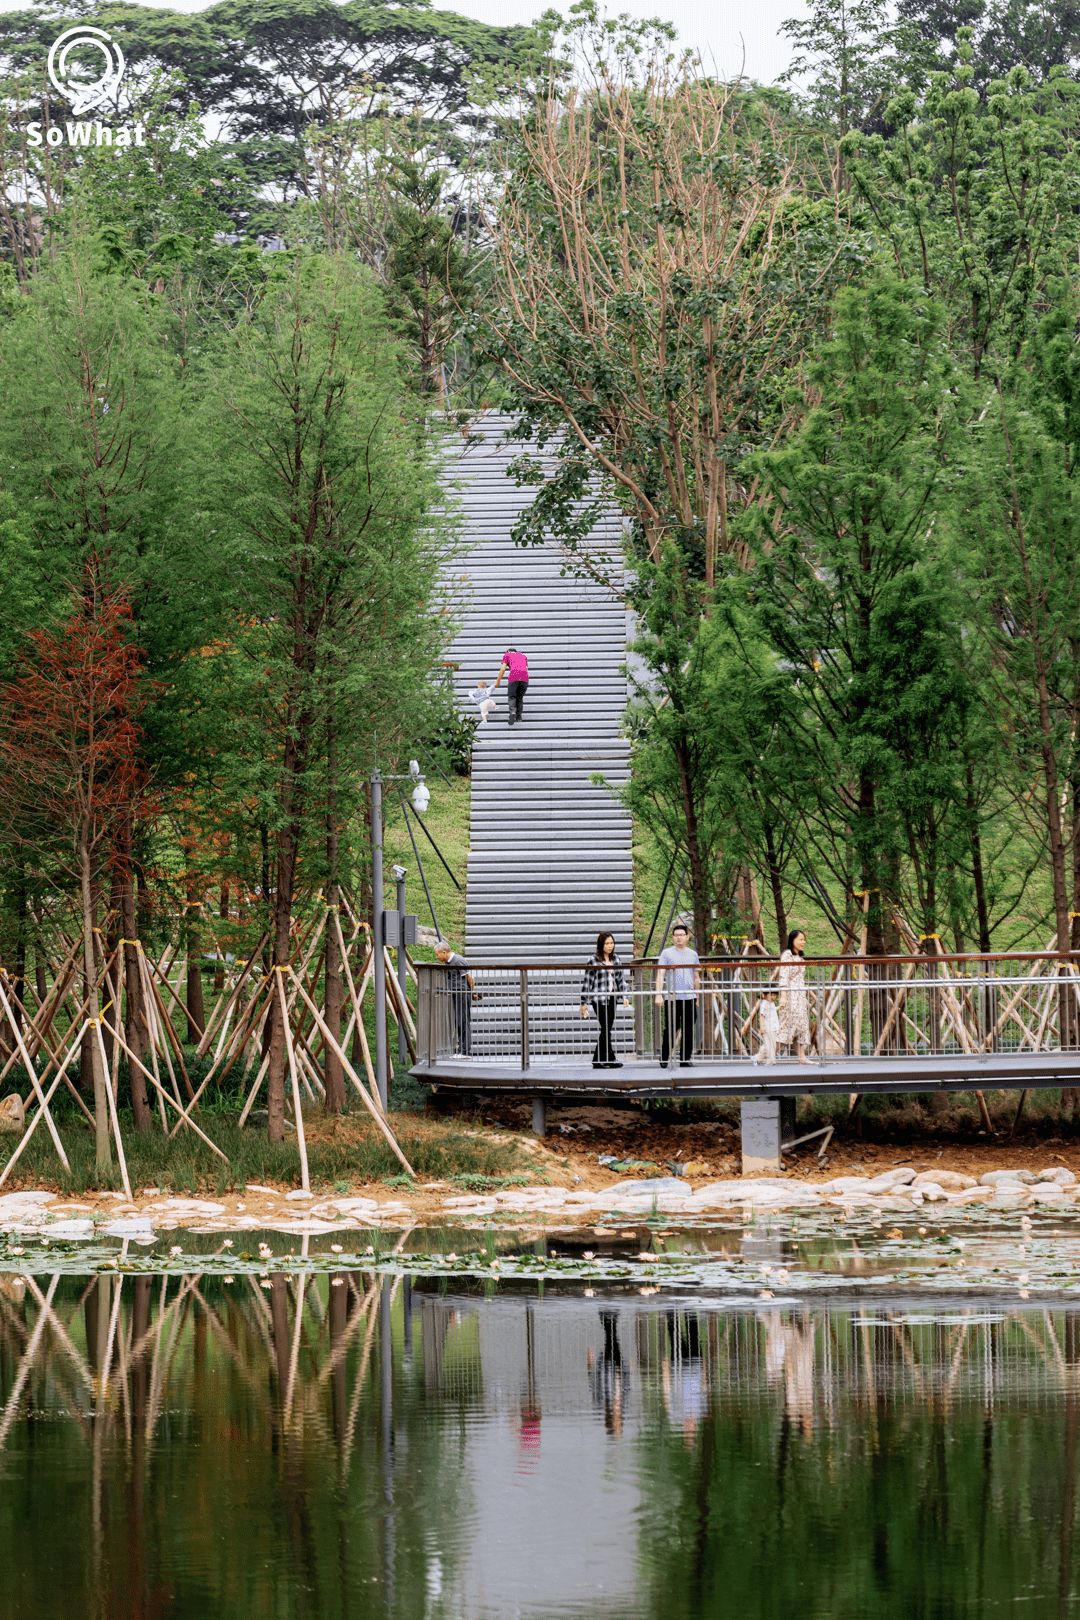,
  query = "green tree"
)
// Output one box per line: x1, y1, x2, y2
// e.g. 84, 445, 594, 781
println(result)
0, 0, 559, 210
0, 245, 210, 1119
746, 273, 977, 950
961, 315, 1080, 955
896, 0, 1080, 91
203, 254, 450, 1130
779, 0, 919, 142
477, 40, 844, 589
840, 47, 1080, 378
